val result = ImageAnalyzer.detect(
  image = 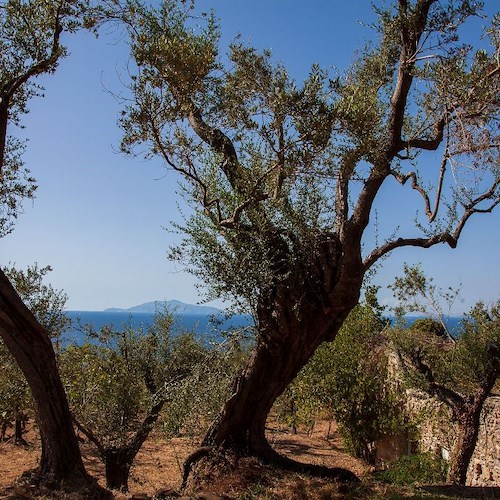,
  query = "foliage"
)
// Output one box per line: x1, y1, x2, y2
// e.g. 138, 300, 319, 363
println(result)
0, 339, 31, 441
161, 333, 248, 438
378, 452, 448, 486
325, 304, 403, 462
120, 1, 499, 314
60, 308, 247, 447
391, 299, 499, 484
451, 301, 500, 394
60, 310, 204, 447
3, 263, 70, 341
393, 301, 500, 398
410, 318, 447, 339
0, 137, 36, 237
0, 0, 95, 236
